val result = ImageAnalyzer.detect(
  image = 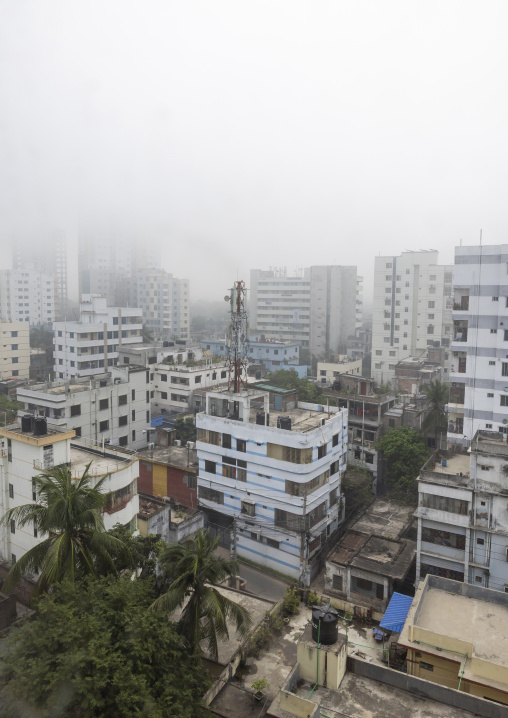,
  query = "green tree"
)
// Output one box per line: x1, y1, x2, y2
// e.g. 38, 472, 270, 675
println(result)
375, 426, 429, 503
142, 324, 155, 343
107, 523, 165, 579
421, 379, 449, 448
0, 464, 130, 596
0, 577, 210, 718
29, 326, 53, 351
151, 529, 252, 660
267, 369, 330, 405
174, 416, 196, 443
0, 395, 23, 425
